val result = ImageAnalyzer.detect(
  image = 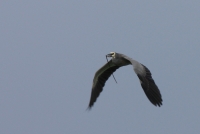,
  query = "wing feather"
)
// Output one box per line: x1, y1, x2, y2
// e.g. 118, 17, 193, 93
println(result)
122, 54, 163, 107
137, 65, 162, 106
88, 60, 120, 109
